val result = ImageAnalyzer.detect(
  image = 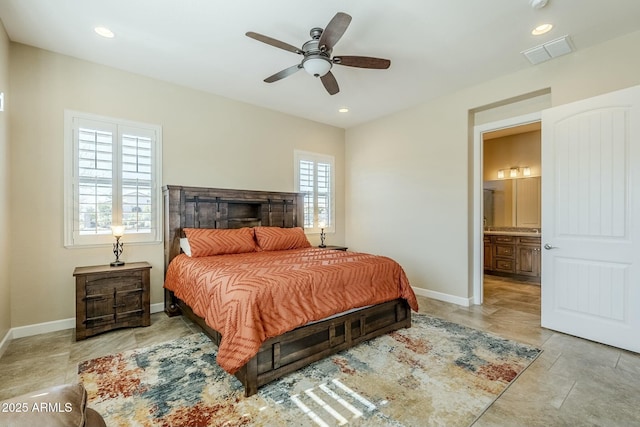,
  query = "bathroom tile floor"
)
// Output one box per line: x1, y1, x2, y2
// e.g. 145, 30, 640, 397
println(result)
1, 276, 638, 426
